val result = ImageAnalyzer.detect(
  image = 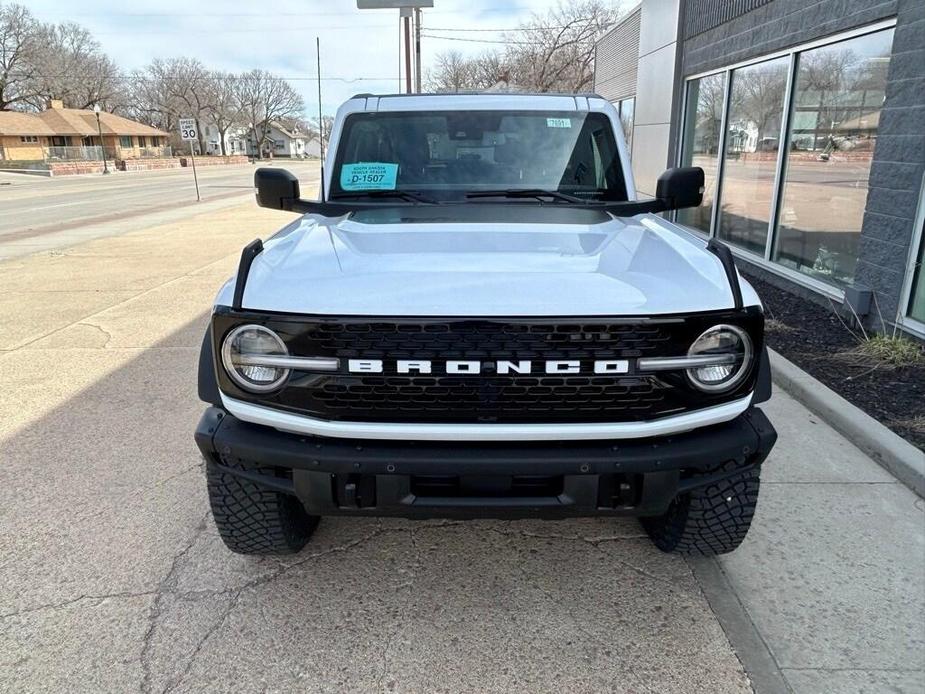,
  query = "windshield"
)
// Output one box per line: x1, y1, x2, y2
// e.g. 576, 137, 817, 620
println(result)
330, 110, 627, 202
